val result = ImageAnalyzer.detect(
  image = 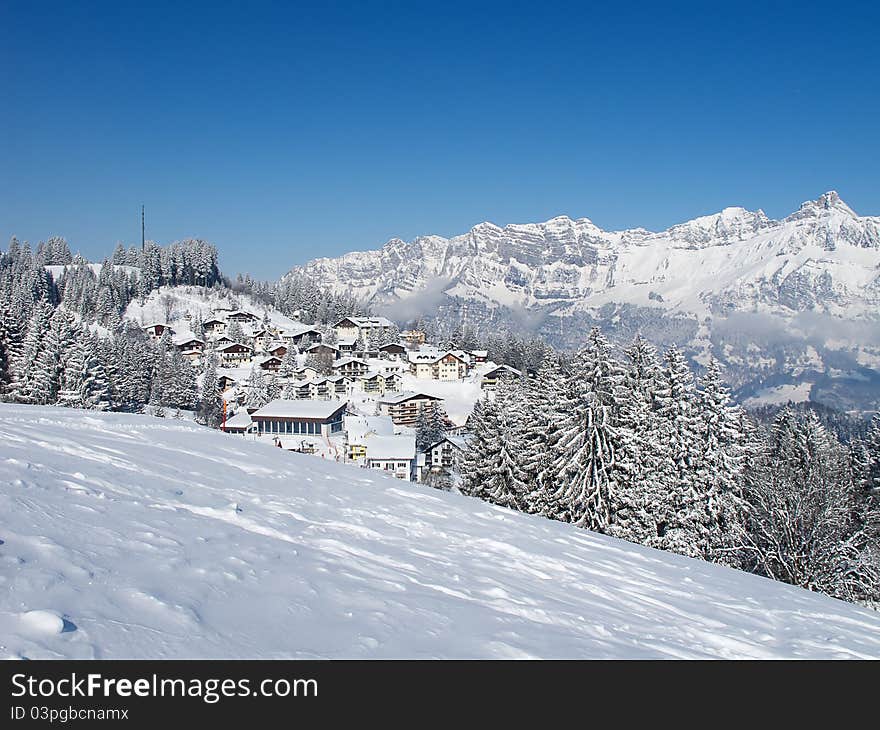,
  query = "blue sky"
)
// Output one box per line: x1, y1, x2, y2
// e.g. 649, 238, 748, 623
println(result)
2, 0, 878, 278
